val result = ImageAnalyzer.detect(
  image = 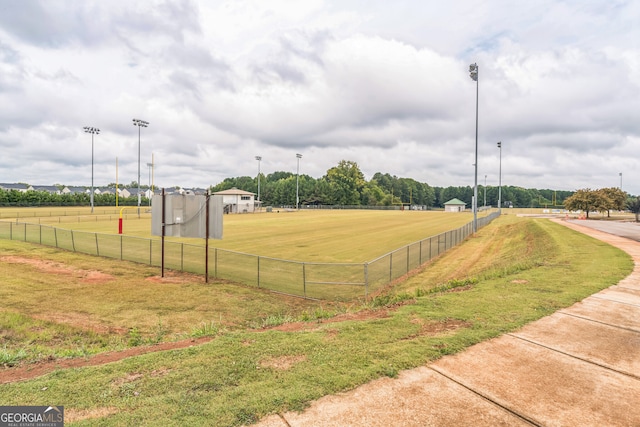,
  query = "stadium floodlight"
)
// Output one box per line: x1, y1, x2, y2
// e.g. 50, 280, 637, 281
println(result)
469, 63, 478, 81
296, 153, 302, 210
255, 156, 262, 211
469, 63, 479, 232
132, 118, 149, 217
497, 141, 502, 214
620, 172, 622, 191
83, 126, 100, 213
